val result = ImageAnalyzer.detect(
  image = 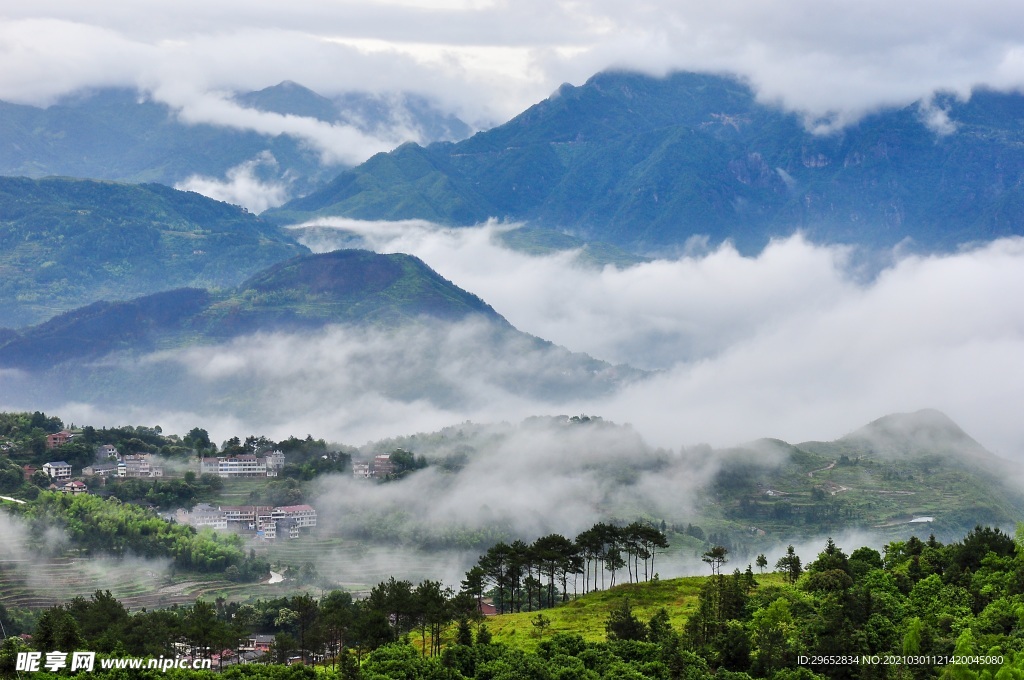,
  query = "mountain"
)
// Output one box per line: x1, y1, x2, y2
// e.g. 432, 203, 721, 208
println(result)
235, 81, 471, 143
0, 84, 470, 195
0, 177, 309, 328
820, 409, 1000, 467
268, 70, 1024, 253
702, 409, 1024, 539
0, 249, 505, 369
0, 249, 639, 410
